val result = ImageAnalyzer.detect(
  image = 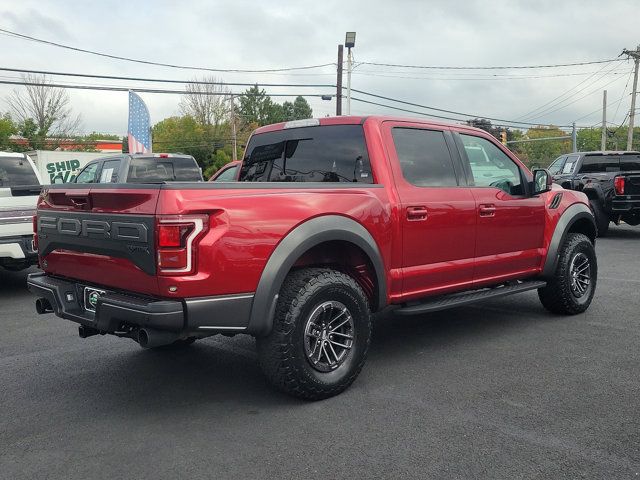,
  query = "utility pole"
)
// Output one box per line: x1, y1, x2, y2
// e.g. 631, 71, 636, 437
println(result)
572, 122, 577, 153
336, 44, 343, 116
624, 45, 640, 150
601, 90, 607, 151
345, 32, 356, 115
230, 95, 237, 161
